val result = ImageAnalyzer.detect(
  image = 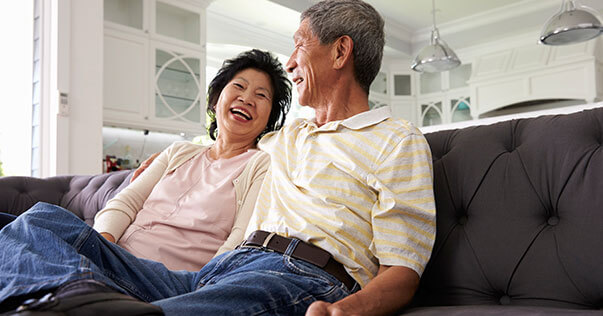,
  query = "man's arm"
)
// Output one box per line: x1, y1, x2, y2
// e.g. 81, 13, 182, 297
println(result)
306, 265, 419, 316
100, 232, 116, 243
130, 152, 160, 182
308, 132, 436, 316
